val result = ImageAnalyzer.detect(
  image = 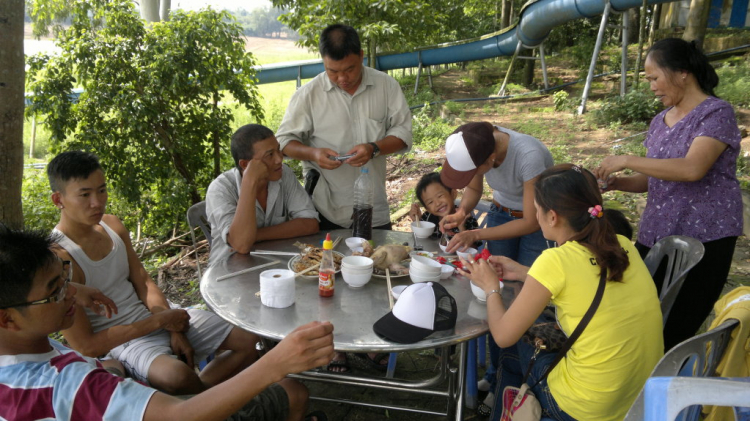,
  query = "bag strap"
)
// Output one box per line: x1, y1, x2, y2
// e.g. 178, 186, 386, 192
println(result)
526, 268, 607, 388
